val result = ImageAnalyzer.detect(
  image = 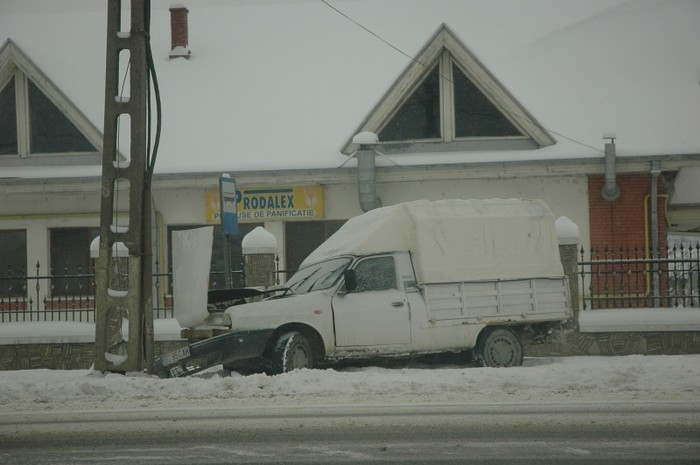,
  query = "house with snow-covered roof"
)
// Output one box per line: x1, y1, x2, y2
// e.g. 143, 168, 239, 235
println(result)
1, 0, 700, 320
